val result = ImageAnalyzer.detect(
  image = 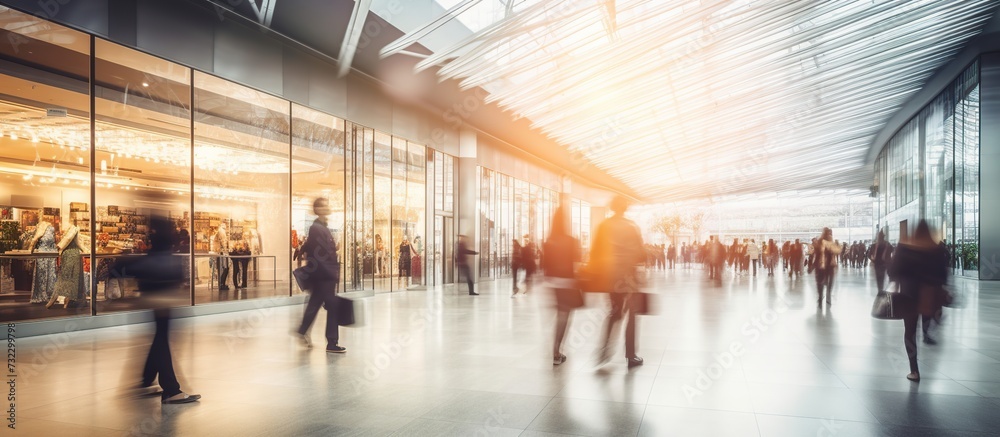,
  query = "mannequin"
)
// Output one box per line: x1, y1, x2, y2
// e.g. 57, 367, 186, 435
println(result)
28, 221, 56, 303
211, 223, 231, 291
398, 237, 413, 288
411, 235, 423, 285
374, 234, 384, 276
247, 228, 263, 255
246, 228, 262, 285
48, 224, 89, 309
